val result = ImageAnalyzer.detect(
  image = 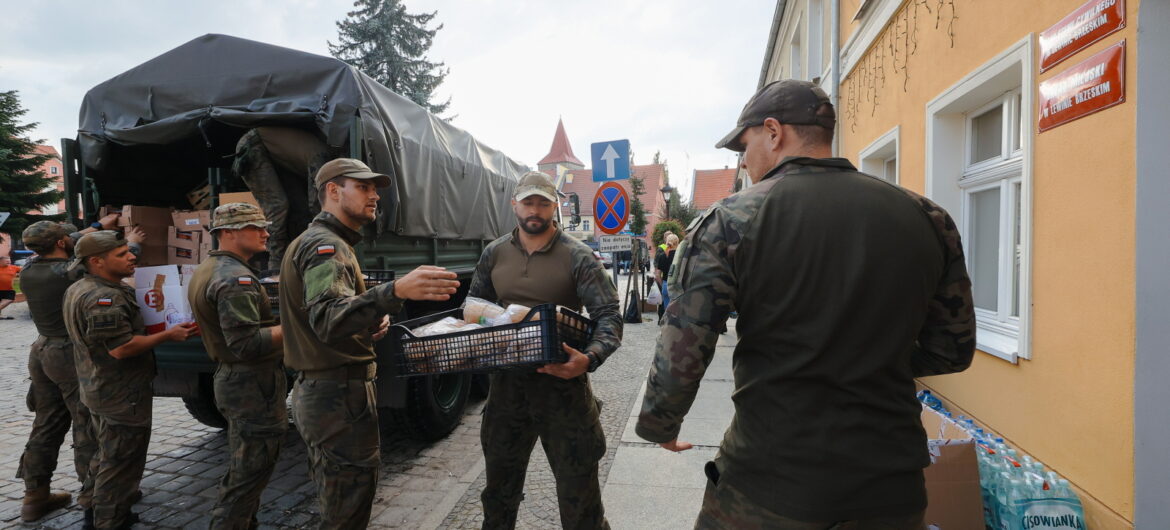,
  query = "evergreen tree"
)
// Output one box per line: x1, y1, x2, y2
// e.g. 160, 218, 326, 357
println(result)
329, 0, 452, 115
628, 175, 647, 236
0, 90, 60, 237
